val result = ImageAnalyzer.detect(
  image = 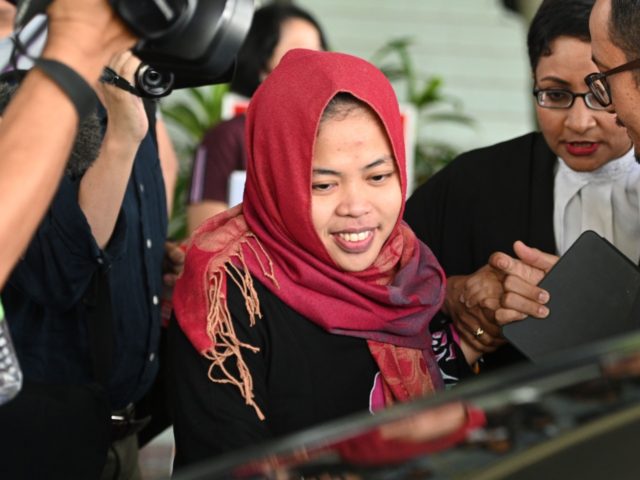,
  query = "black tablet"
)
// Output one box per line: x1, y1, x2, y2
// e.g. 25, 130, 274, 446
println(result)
502, 231, 640, 361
